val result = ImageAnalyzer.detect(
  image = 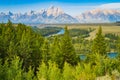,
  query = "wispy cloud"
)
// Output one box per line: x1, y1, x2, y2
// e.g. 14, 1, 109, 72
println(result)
62, 5, 97, 16
98, 3, 120, 9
